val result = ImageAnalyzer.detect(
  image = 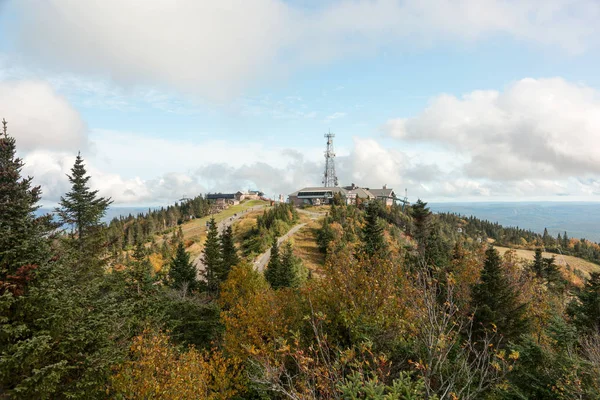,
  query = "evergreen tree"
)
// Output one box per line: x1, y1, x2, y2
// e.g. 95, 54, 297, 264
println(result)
265, 237, 281, 288
411, 199, 432, 255
471, 247, 528, 343
362, 200, 386, 257
532, 248, 544, 278
169, 241, 197, 294
278, 242, 301, 289
0, 119, 52, 282
56, 152, 112, 260
544, 256, 564, 291
568, 272, 600, 333
542, 227, 552, 246
317, 217, 335, 254
562, 231, 569, 248
201, 218, 222, 295
220, 225, 239, 282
